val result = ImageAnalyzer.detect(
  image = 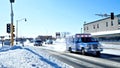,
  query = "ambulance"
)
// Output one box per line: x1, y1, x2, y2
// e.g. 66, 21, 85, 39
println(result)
66, 33, 103, 56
